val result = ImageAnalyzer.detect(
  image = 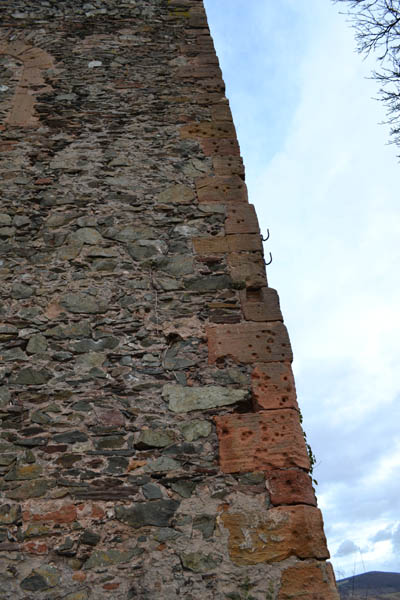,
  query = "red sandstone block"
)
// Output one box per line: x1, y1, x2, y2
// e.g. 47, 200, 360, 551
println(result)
28, 504, 77, 524
193, 234, 262, 255
222, 506, 329, 565
191, 53, 220, 66
278, 561, 339, 599
239, 287, 283, 322
207, 321, 293, 364
266, 469, 317, 506
211, 103, 233, 122
22, 541, 48, 555
180, 120, 236, 140
225, 204, 259, 234
227, 252, 267, 287
251, 362, 298, 411
177, 65, 222, 79
215, 410, 310, 473
196, 175, 247, 203
212, 156, 245, 177
200, 138, 240, 156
